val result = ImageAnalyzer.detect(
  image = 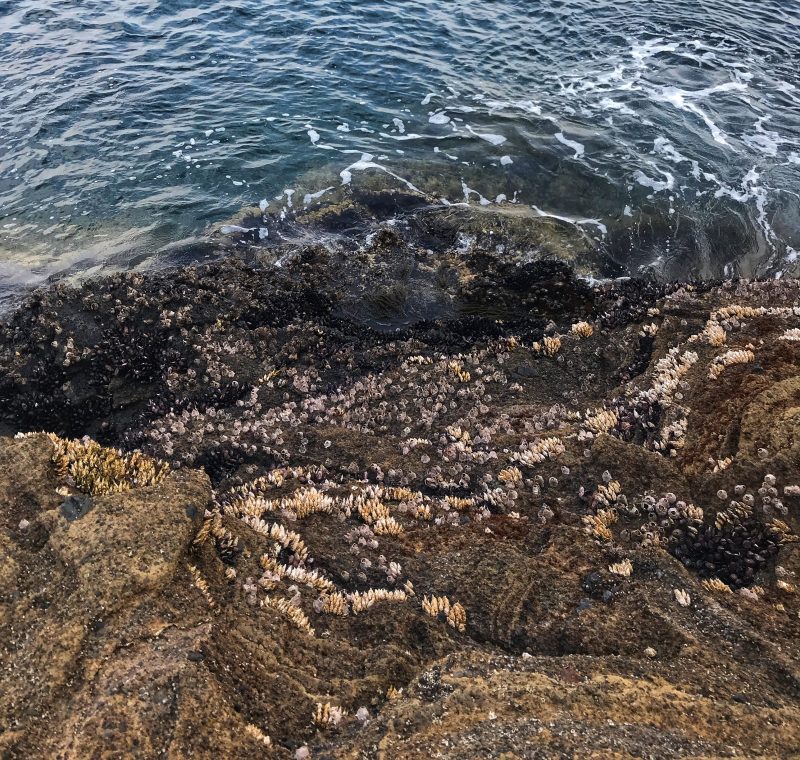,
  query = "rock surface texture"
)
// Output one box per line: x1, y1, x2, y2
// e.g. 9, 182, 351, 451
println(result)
0, 201, 799, 758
